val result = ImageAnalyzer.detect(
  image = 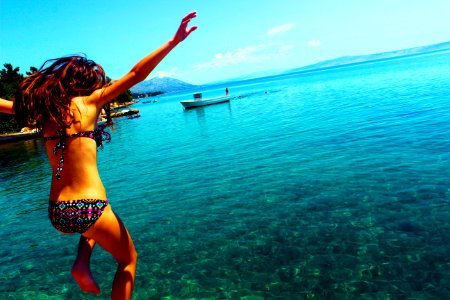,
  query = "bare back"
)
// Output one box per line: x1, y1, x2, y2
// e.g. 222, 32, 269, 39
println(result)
44, 97, 107, 200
